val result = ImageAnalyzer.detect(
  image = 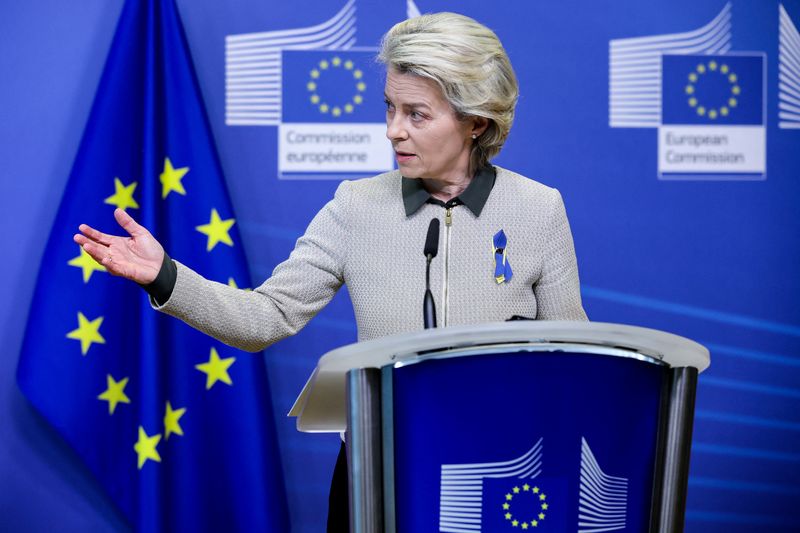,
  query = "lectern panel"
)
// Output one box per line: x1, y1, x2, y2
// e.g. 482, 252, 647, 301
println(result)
389, 350, 667, 533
